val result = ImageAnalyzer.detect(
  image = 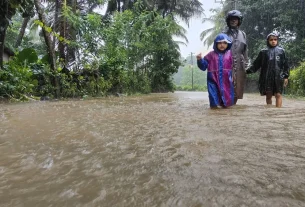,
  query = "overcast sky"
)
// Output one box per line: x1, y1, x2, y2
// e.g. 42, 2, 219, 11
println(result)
178, 0, 221, 58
